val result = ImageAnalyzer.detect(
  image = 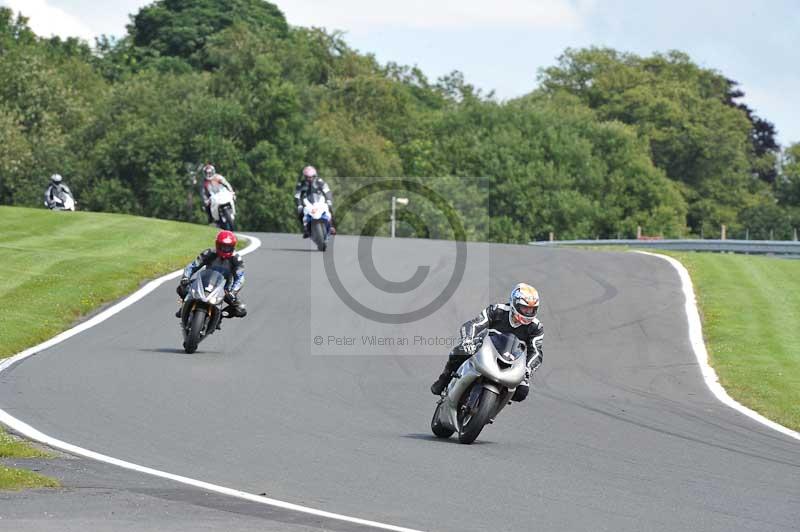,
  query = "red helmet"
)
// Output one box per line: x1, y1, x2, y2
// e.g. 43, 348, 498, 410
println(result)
215, 230, 237, 259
